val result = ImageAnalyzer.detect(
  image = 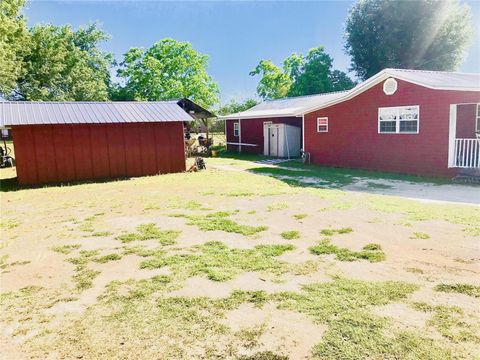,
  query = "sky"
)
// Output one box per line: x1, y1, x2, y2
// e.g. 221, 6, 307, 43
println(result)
25, 0, 480, 103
